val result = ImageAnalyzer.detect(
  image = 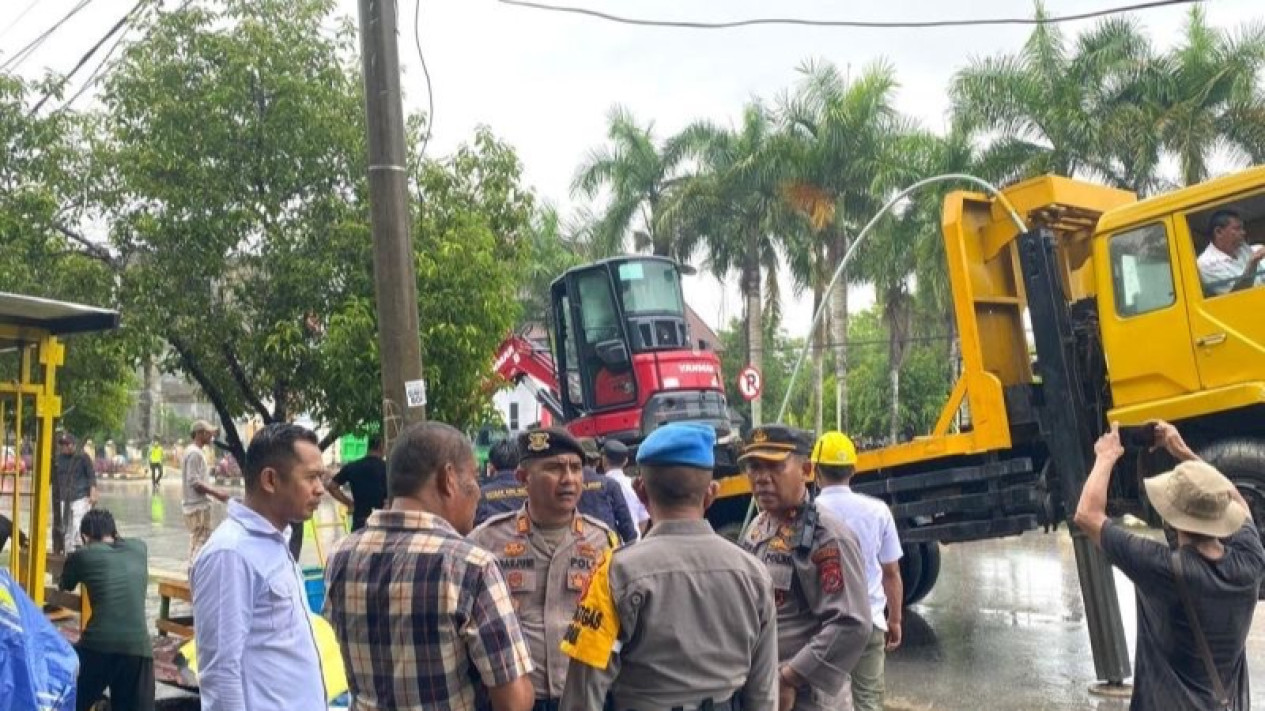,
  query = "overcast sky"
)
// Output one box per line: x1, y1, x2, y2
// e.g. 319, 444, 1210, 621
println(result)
8, 0, 1261, 340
